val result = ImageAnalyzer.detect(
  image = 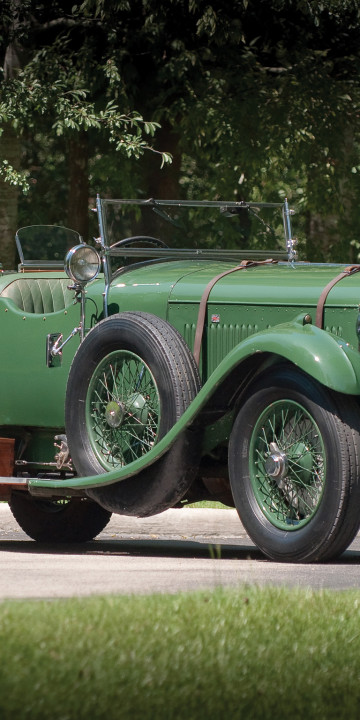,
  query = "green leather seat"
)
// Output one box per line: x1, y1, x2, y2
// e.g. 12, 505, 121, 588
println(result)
1, 278, 74, 314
